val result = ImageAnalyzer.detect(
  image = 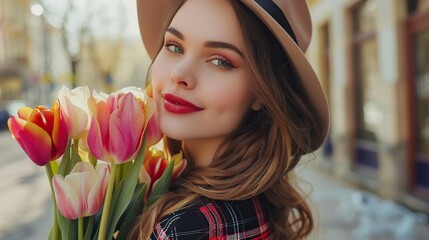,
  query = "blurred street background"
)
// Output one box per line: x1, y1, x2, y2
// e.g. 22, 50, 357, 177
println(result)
1, 0, 429, 239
